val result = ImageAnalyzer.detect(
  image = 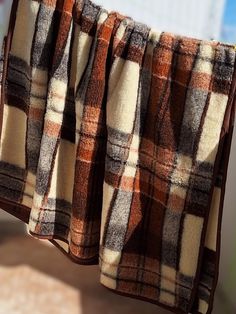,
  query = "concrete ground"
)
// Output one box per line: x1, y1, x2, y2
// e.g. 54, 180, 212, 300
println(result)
0, 219, 234, 314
